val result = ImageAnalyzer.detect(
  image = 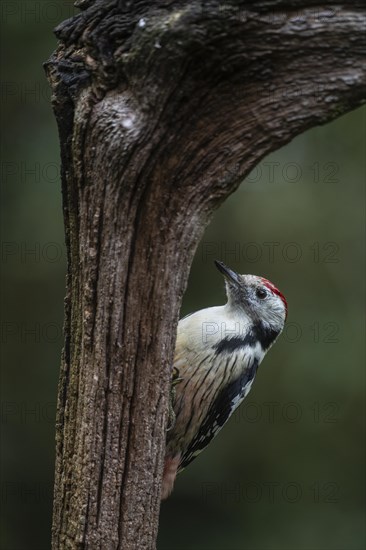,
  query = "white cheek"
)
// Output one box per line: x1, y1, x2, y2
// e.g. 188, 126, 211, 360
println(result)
260, 299, 285, 328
